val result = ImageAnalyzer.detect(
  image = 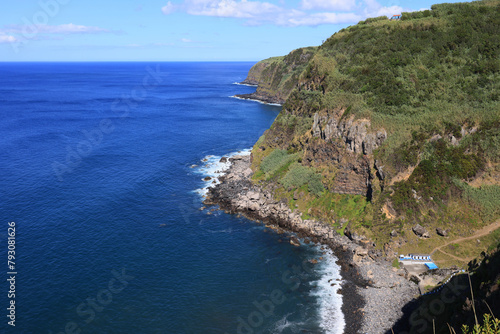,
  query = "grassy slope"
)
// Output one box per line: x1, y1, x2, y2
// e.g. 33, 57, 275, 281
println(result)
249, 0, 500, 267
